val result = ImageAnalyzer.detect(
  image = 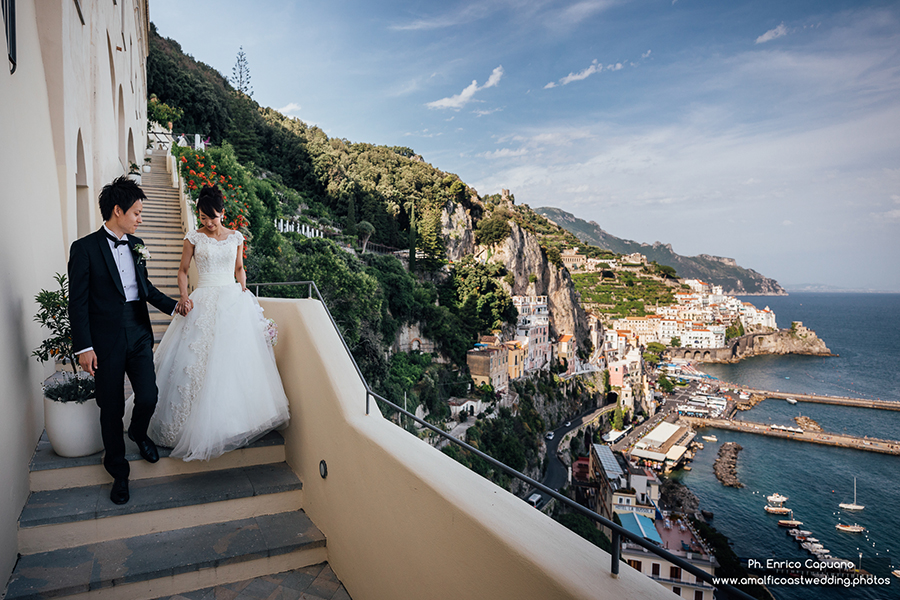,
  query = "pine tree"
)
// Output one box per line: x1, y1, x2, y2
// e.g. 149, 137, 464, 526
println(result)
231, 46, 253, 97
